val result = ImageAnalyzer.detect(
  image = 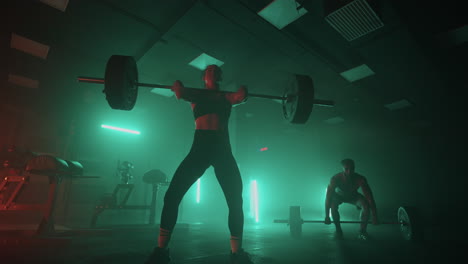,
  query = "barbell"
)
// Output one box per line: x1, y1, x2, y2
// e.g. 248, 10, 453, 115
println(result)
274, 206, 421, 241
77, 55, 335, 124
